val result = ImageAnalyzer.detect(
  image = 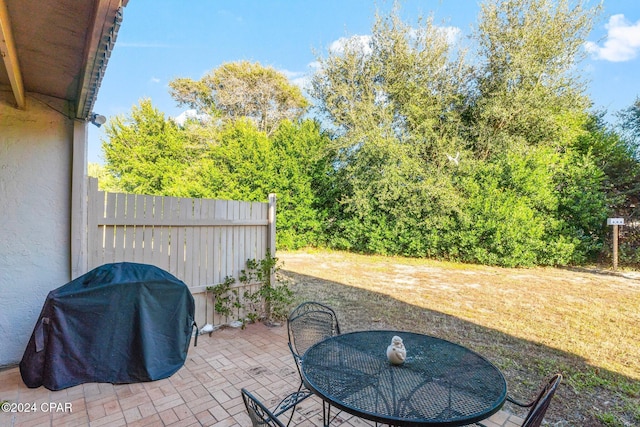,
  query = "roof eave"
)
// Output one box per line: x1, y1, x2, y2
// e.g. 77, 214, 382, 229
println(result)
75, 0, 127, 120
